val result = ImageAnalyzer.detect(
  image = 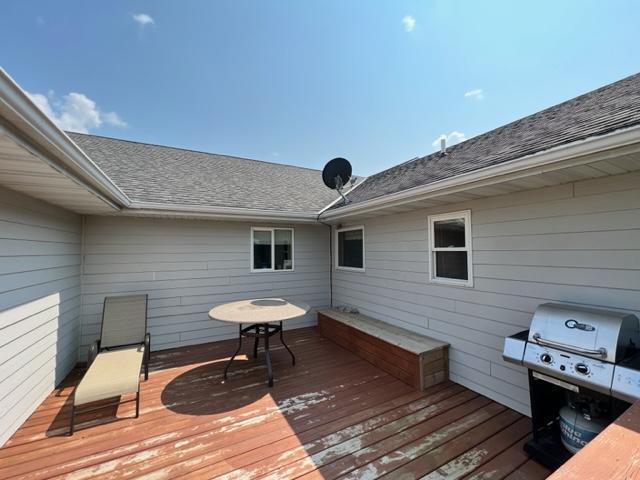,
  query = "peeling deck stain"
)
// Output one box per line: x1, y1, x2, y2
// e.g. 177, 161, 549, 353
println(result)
232, 391, 462, 479
84, 389, 341, 480
278, 391, 331, 413
420, 448, 489, 479
1, 329, 545, 480
341, 410, 491, 479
